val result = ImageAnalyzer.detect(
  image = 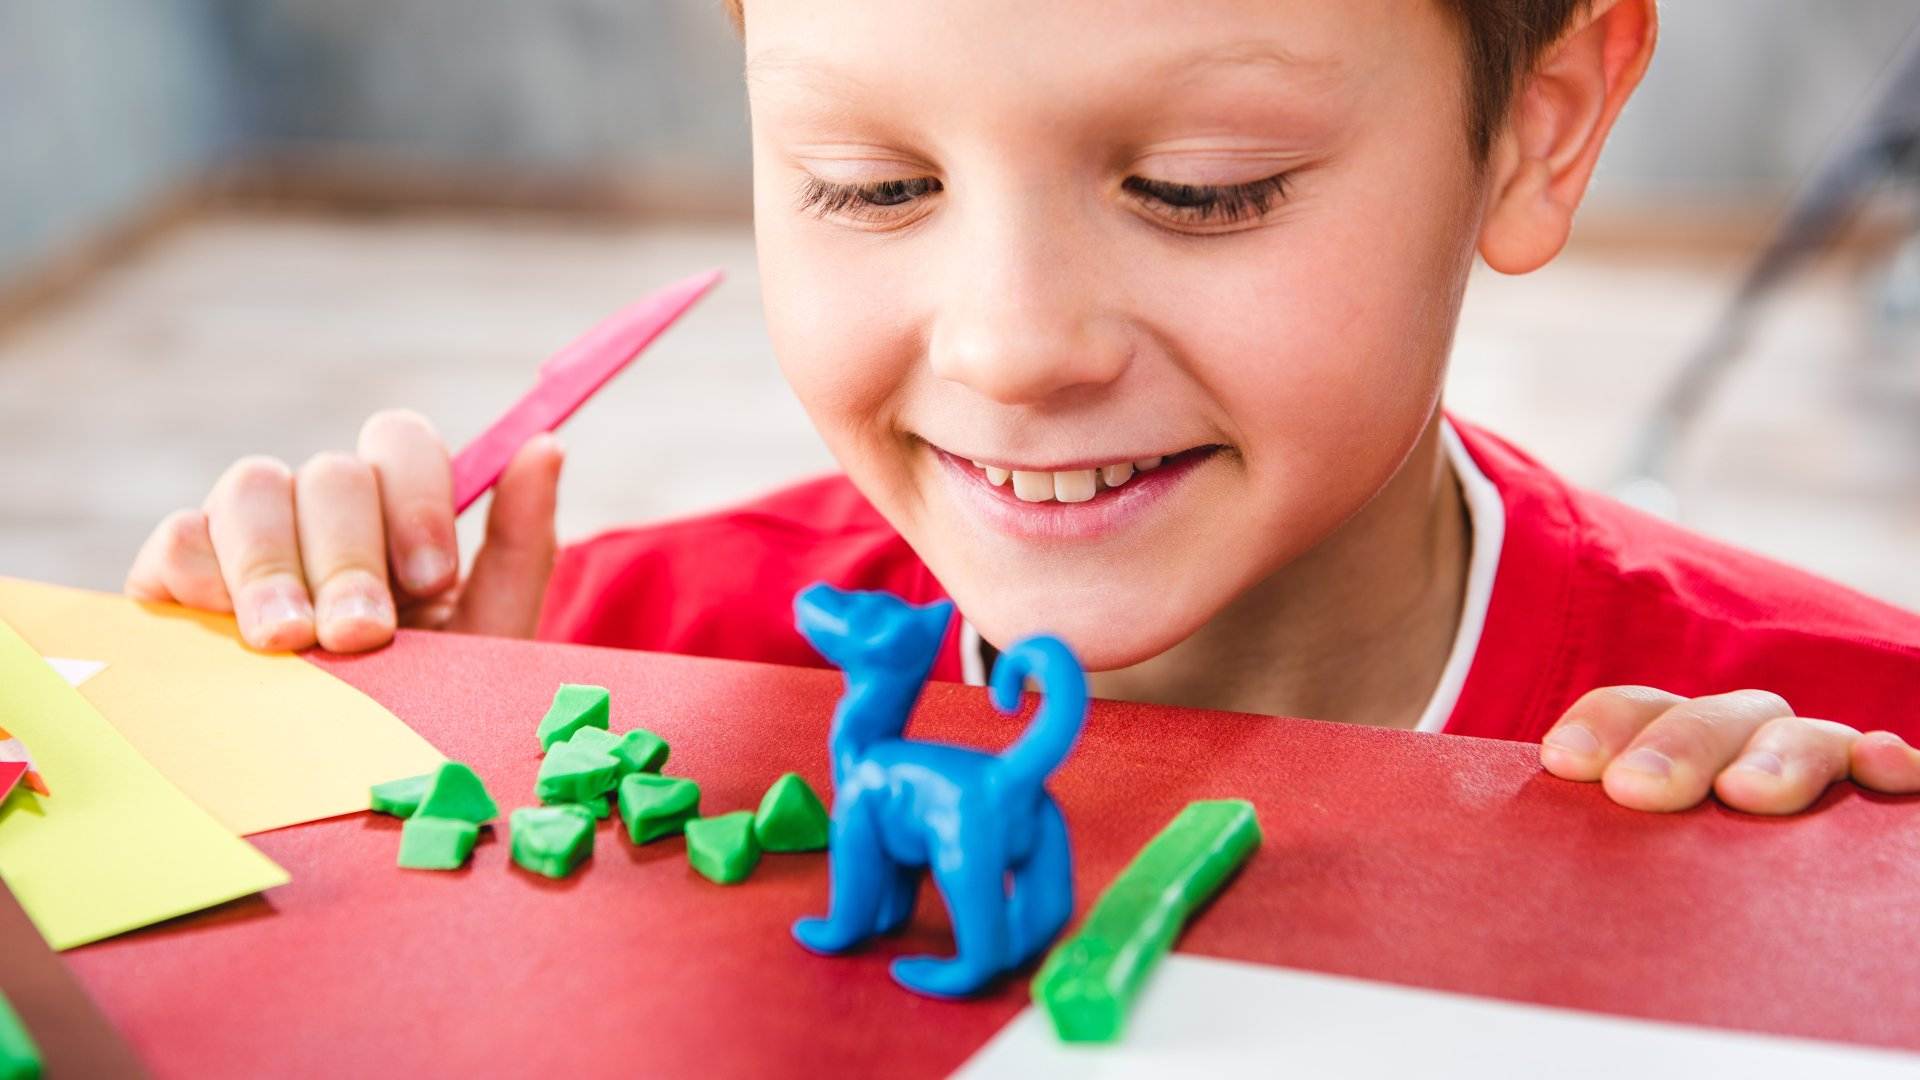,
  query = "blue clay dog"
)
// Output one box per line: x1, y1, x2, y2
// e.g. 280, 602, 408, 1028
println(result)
791, 583, 1085, 998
